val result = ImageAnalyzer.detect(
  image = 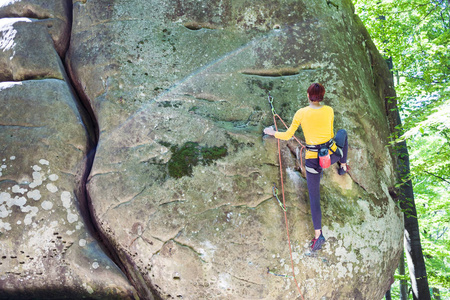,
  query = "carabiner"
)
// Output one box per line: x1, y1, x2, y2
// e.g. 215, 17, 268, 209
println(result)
272, 184, 286, 212
267, 93, 277, 116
